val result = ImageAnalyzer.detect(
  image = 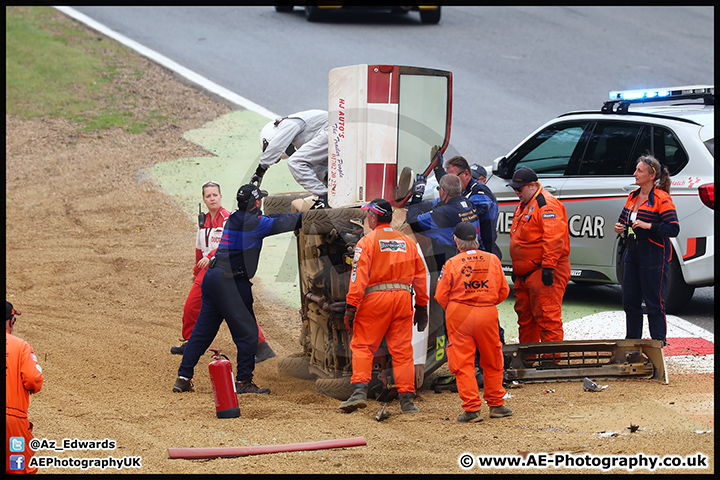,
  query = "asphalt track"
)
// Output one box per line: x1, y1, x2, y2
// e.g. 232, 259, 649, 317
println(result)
57, 7, 713, 370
